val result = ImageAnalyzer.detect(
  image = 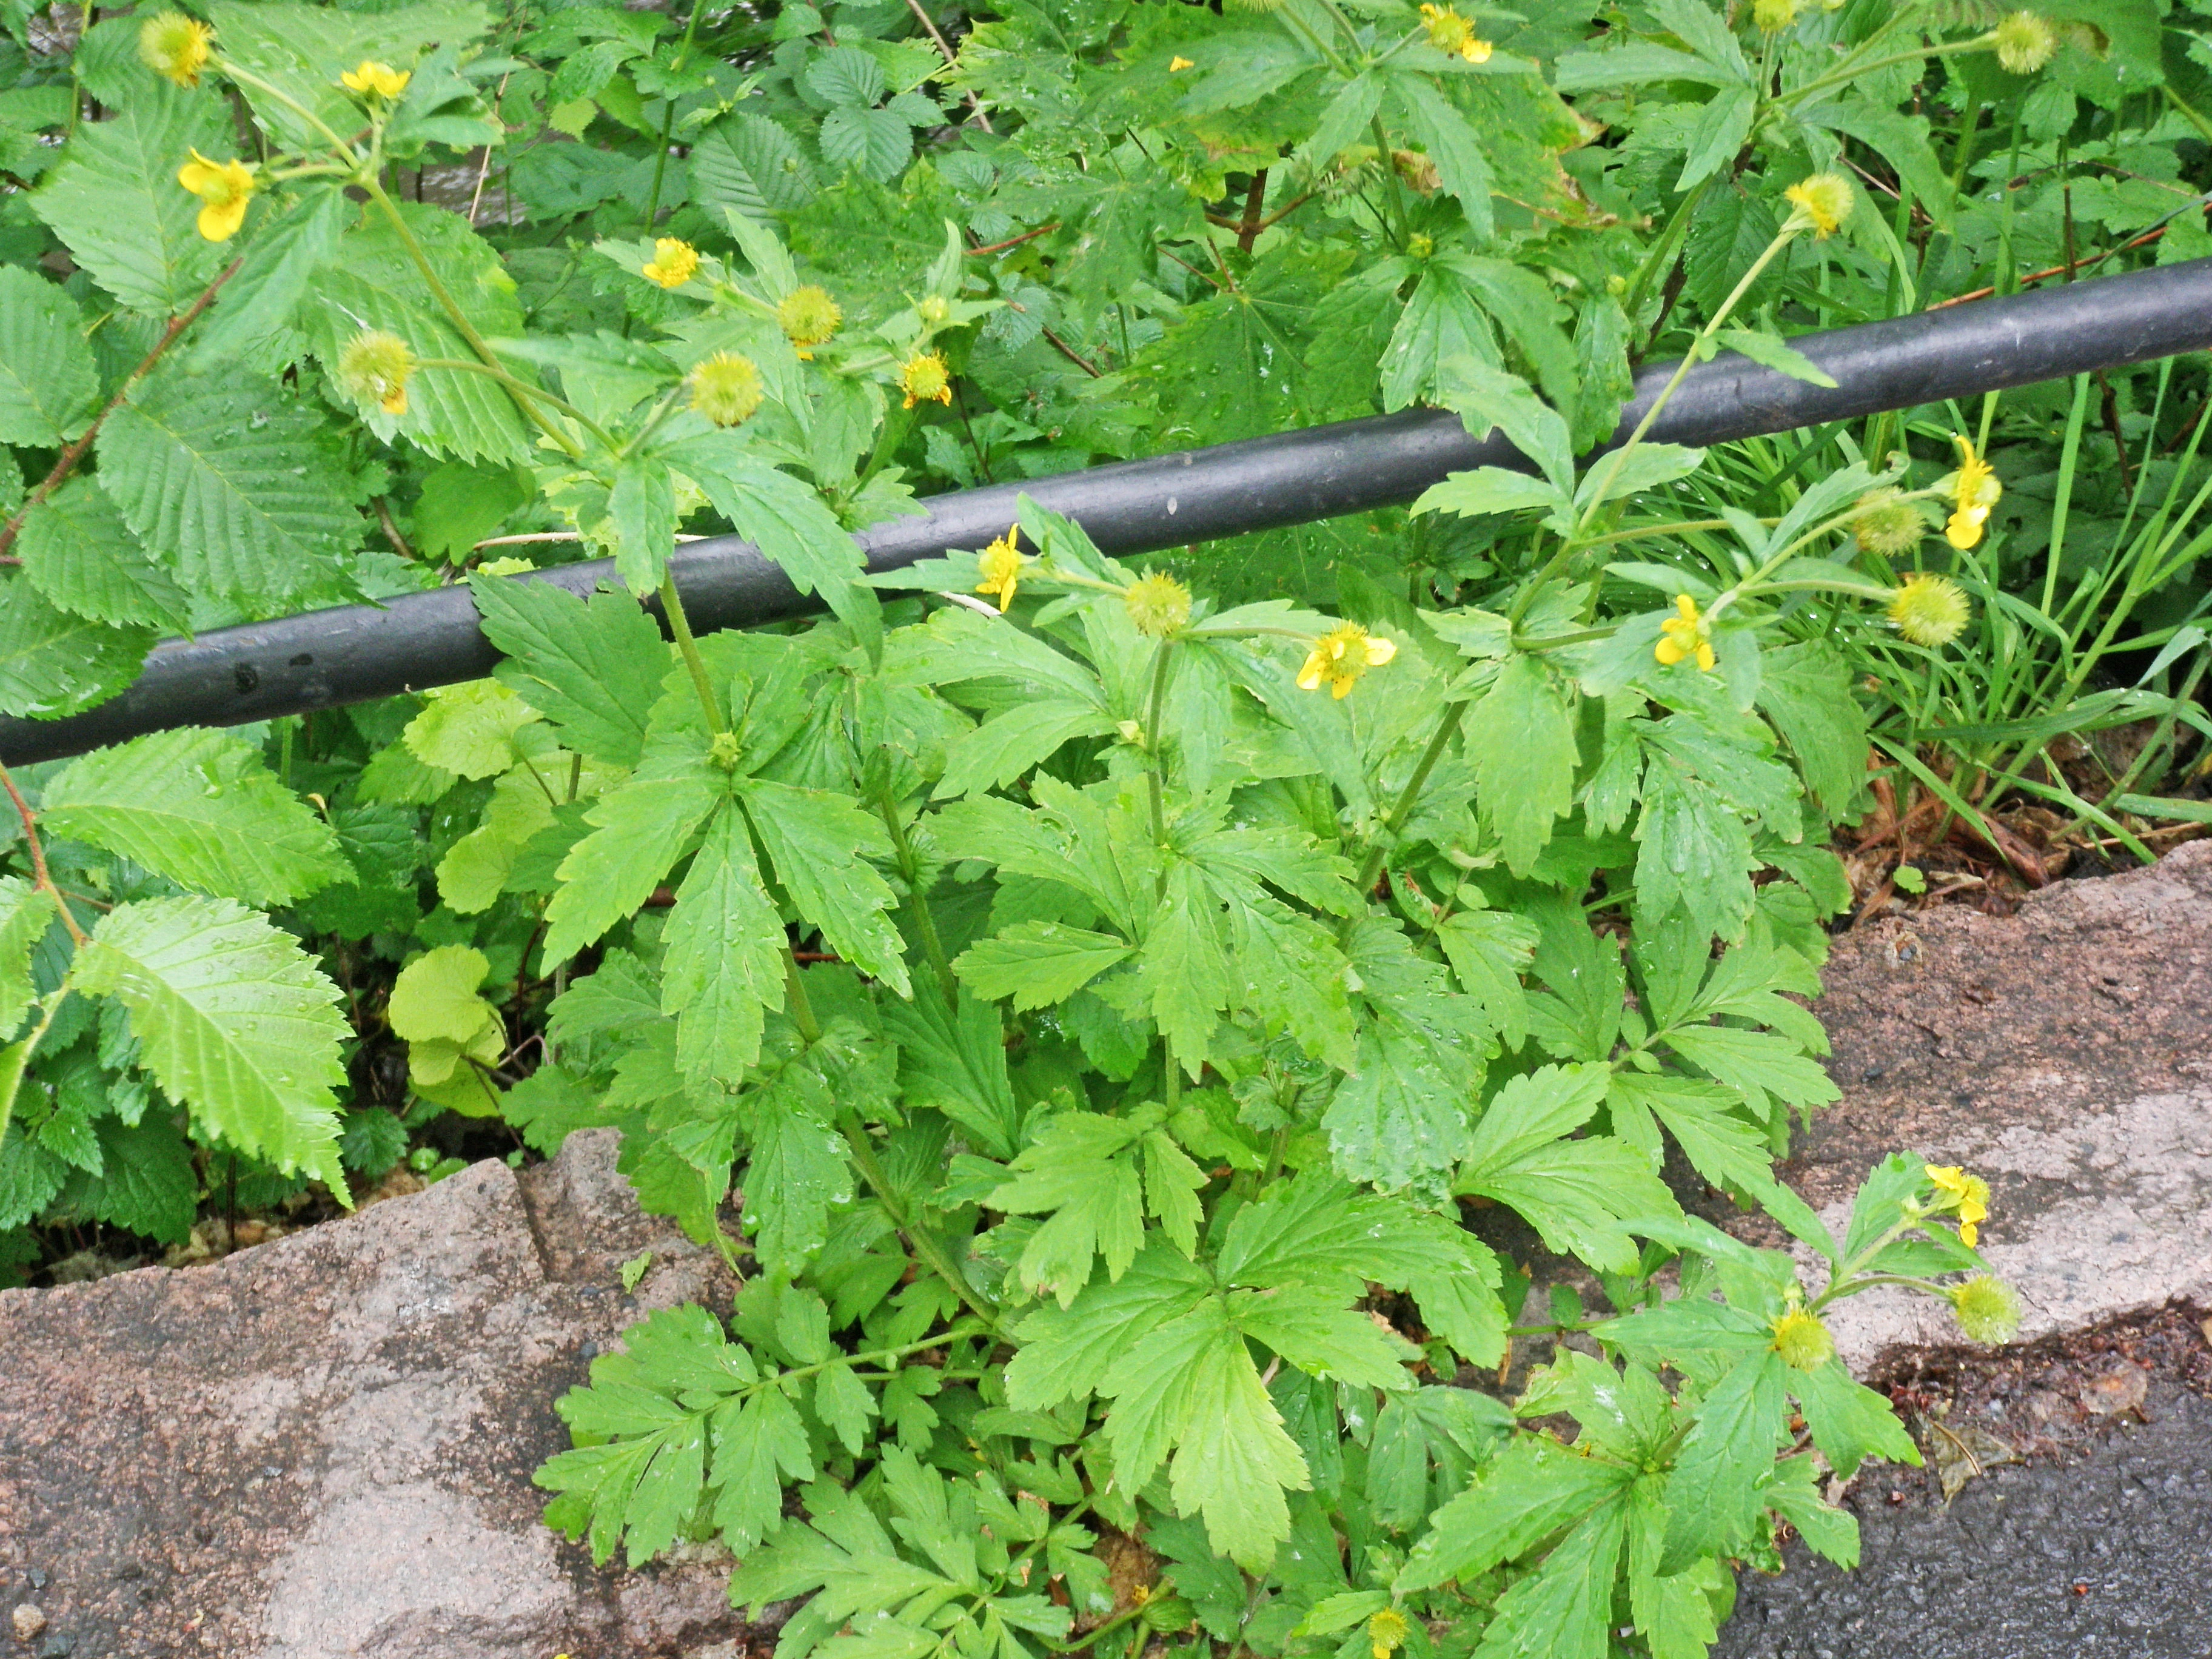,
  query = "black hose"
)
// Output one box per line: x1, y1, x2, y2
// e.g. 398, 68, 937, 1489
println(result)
7, 255, 2212, 766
